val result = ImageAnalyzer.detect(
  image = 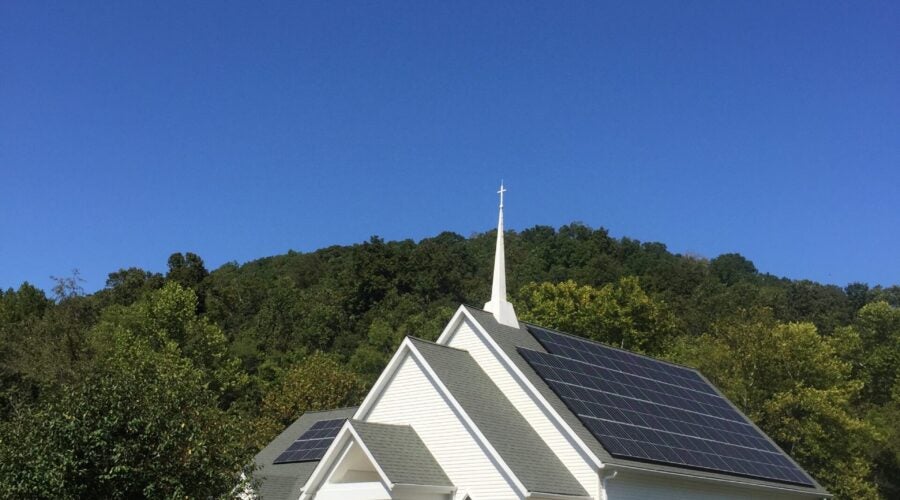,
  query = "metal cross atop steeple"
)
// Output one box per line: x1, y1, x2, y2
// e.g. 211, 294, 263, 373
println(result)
484, 182, 520, 328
